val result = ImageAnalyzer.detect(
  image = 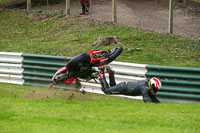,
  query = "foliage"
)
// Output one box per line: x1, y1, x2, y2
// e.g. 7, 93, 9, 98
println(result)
0, 83, 200, 133
0, 0, 15, 4
34, 9, 43, 16
193, 0, 200, 3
